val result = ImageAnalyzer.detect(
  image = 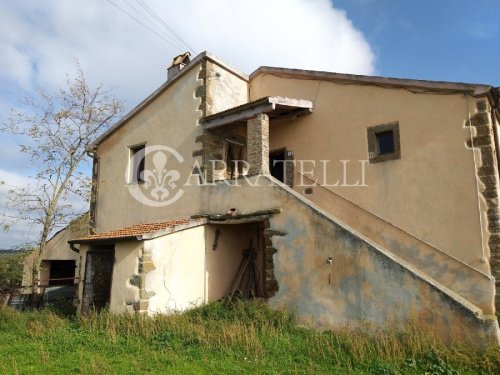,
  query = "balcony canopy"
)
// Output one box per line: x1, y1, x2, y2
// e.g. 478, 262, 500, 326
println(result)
201, 96, 313, 130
